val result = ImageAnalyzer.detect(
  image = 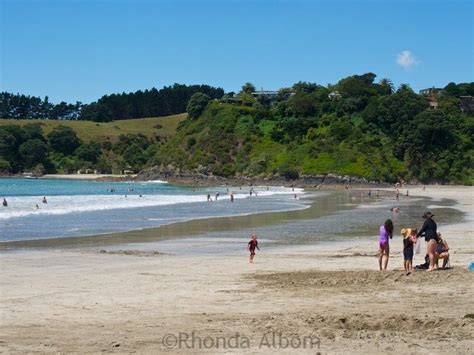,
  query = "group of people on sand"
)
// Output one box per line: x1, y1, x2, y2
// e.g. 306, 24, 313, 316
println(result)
378, 211, 450, 273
